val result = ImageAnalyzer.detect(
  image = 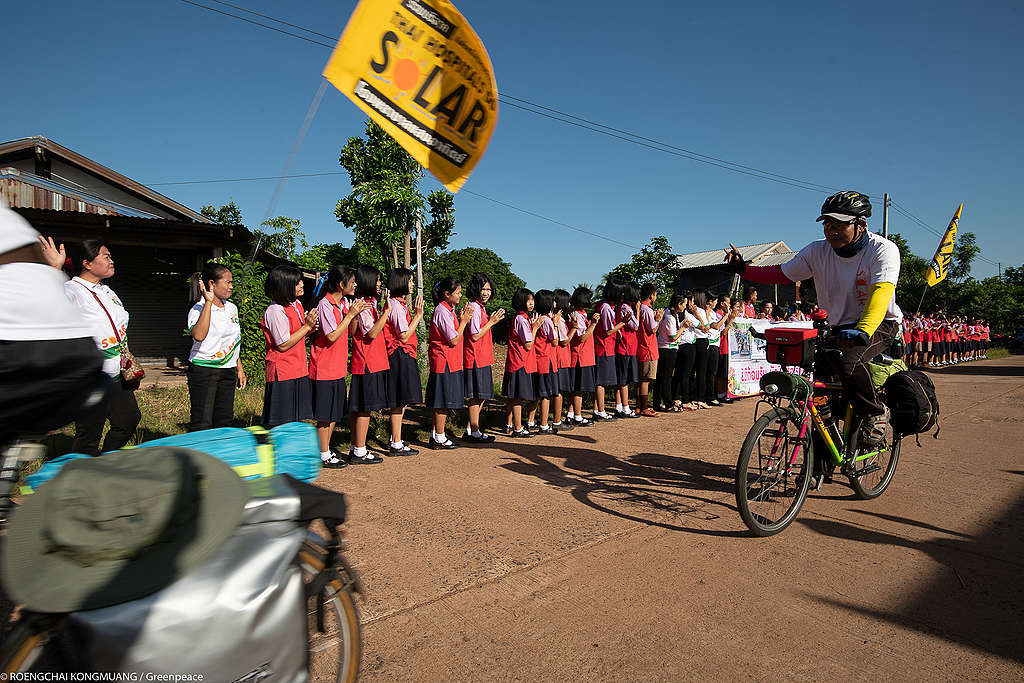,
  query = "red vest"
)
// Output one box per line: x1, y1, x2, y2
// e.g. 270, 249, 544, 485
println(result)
569, 310, 596, 368
506, 313, 537, 373
615, 304, 640, 356
556, 320, 570, 369
350, 300, 389, 375
309, 294, 348, 381
534, 317, 556, 374
263, 302, 308, 382
463, 301, 495, 368
428, 301, 464, 373
383, 298, 418, 358
636, 304, 660, 362
594, 301, 616, 357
